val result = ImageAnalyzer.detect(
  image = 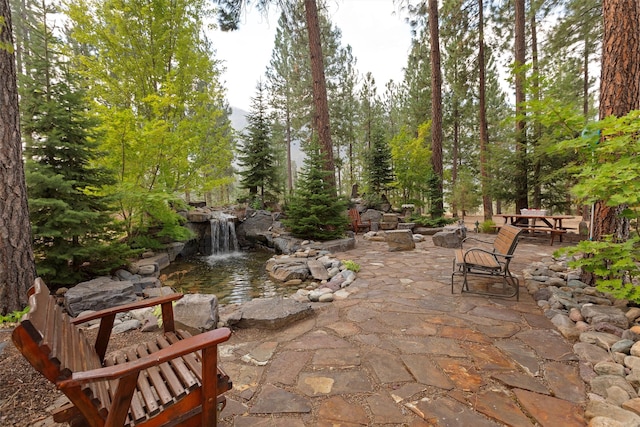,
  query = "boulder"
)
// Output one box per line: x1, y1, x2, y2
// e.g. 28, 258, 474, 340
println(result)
414, 226, 444, 236
236, 209, 275, 247
132, 277, 162, 295
186, 208, 211, 222
267, 259, 310, 282
307, 259, 329, 281
174, 293, 219, 332
432, 229, 464, 248
386, 229, 415, 252
64, 277, 138, 317
432, 226, 467, 248
581, 305, 629, 330
360, 209, 382, 223
380, 213, 399, 230
234, 298, 314, 329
